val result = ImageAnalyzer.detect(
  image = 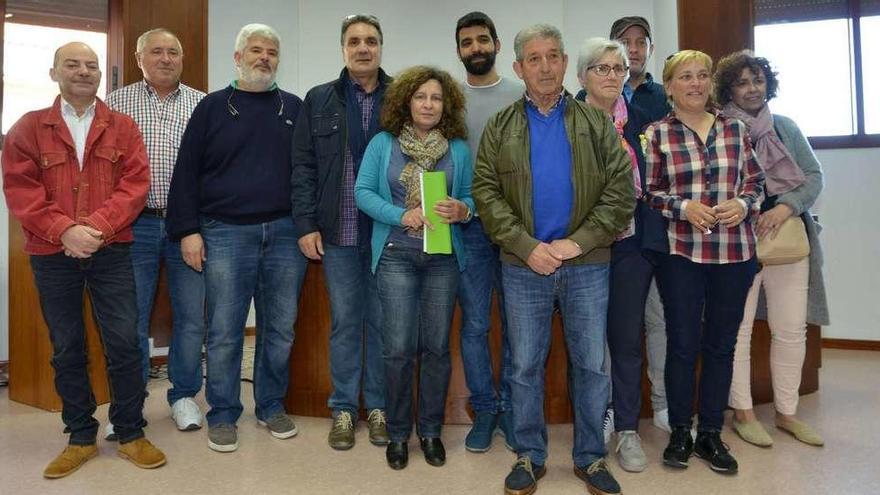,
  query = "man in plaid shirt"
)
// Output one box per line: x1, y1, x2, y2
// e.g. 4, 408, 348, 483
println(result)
106, 28, 206, 436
